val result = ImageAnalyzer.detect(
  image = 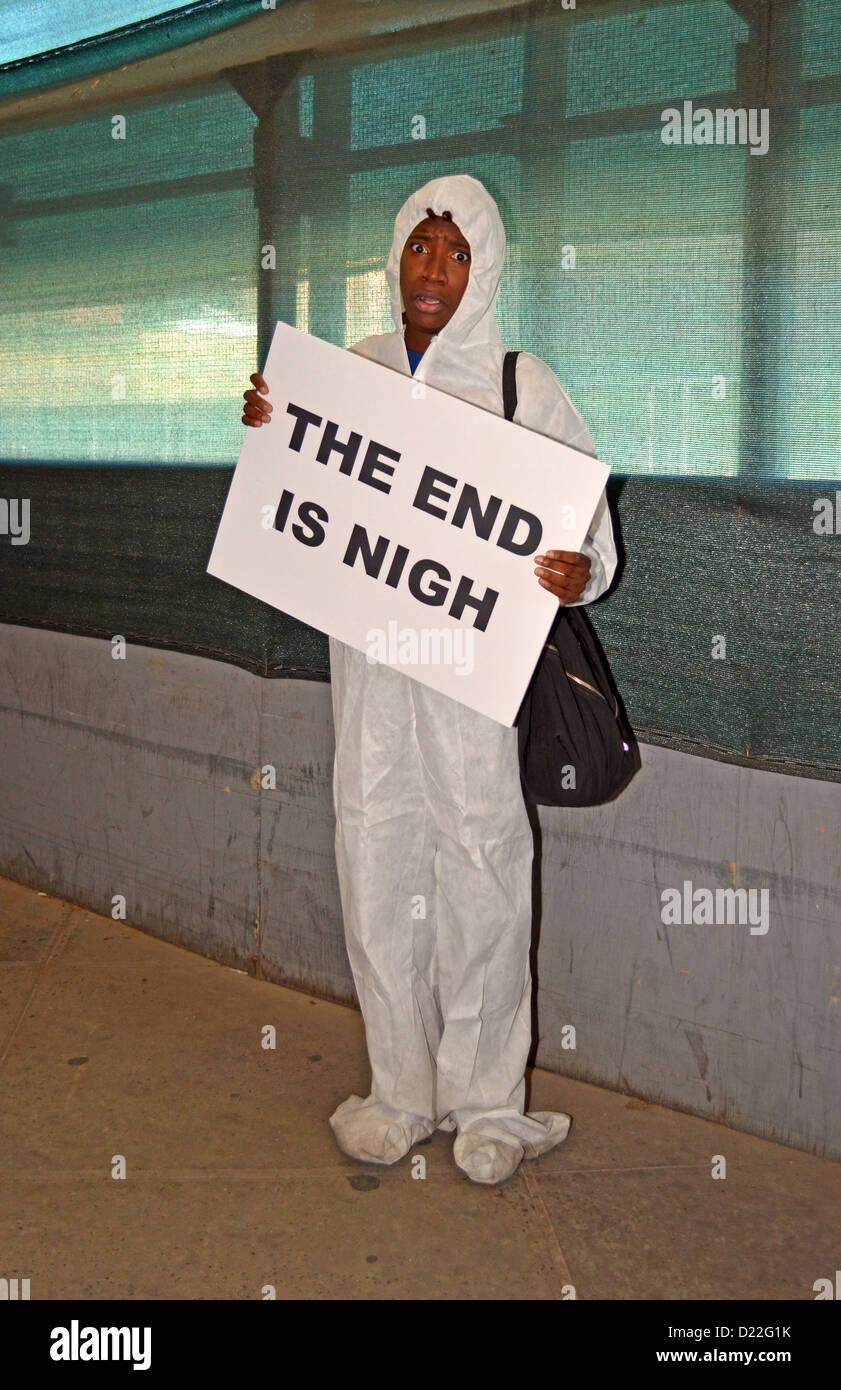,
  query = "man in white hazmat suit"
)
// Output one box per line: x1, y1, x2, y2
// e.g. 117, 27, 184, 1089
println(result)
242, 173, 617, 1184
